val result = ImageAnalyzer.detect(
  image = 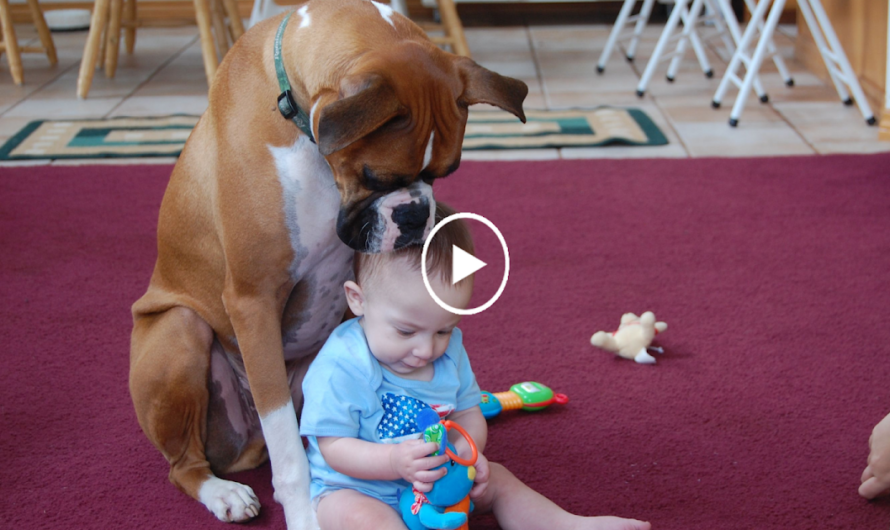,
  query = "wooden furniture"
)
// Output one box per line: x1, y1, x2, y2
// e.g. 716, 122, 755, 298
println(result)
0, 0, 57, 85
76, 0, 244, 98
417, 0, 470, 57
878, 4, 890, 142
